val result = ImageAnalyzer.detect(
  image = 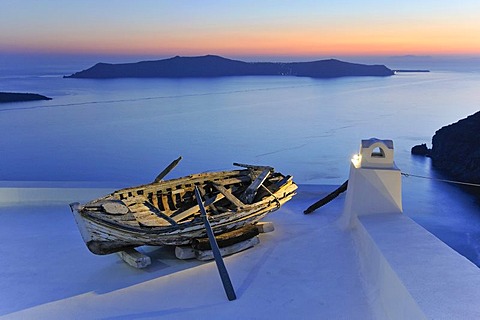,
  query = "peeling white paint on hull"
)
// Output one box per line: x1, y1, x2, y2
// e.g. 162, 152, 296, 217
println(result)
70, 165, 297, 255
